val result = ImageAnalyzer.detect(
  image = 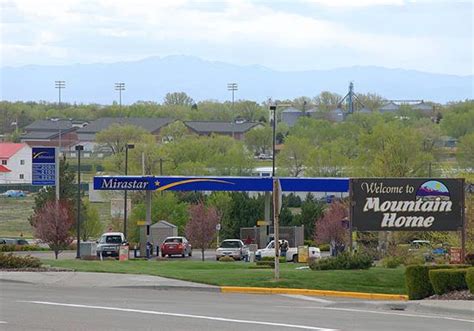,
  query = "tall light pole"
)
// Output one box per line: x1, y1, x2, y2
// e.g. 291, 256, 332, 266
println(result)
124, 143, 134, 238
227, 83, 238, 138
55, 81, 66, 105
270, 105, 277, 177
75, 145, 84, 259
115, 82, 125, 107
